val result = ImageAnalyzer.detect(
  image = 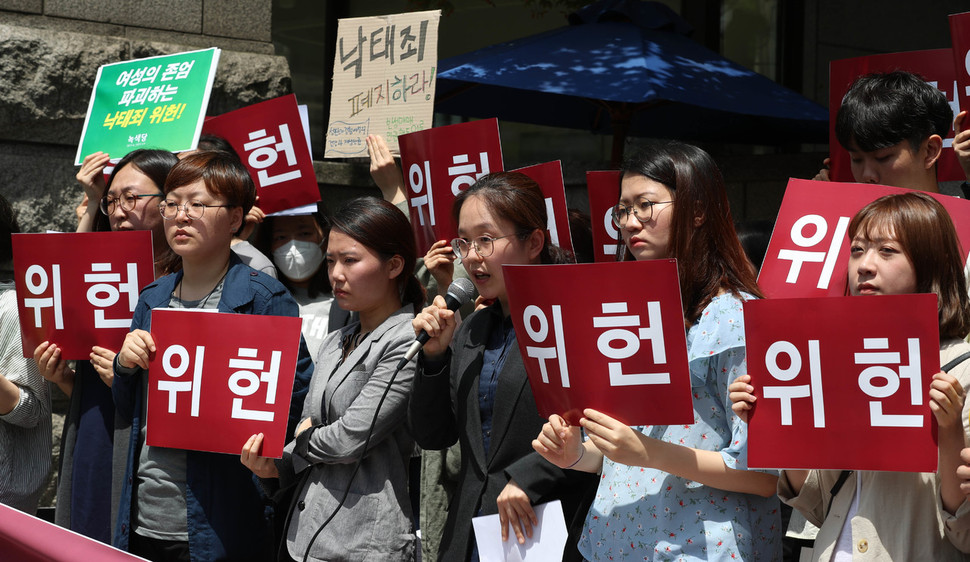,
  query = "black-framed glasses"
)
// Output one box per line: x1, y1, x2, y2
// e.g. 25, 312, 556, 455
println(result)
450, 234, 517, 259
159, 200, 234, 220
610, 200, 674, 228
99, 192, 163, 216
